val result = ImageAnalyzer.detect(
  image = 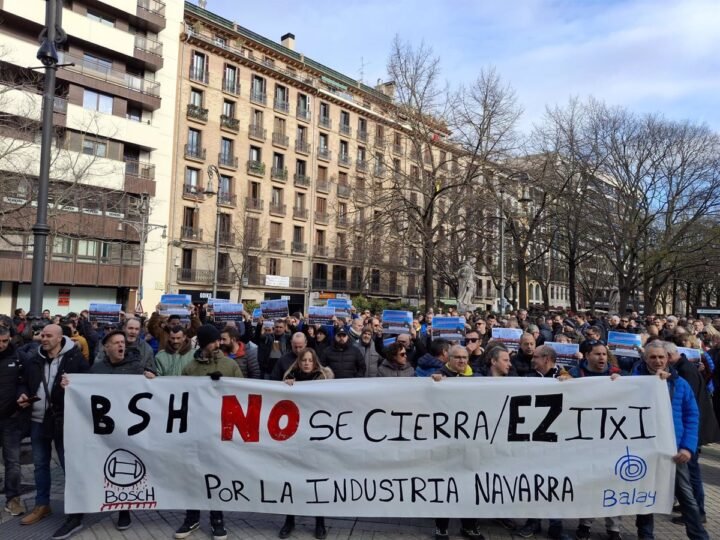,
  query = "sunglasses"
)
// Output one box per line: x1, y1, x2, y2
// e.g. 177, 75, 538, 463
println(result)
466, 338, 479, 343
585, 339, 607, 347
